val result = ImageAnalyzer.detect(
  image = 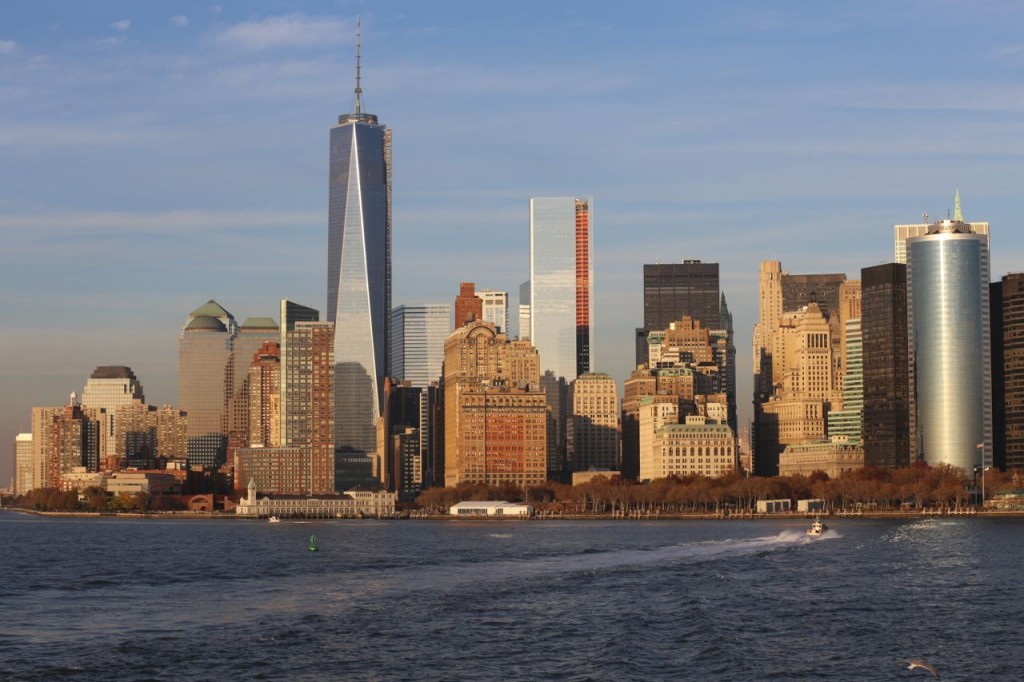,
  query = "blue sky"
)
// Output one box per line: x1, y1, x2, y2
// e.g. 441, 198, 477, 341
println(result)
3, 1, 1024, 483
